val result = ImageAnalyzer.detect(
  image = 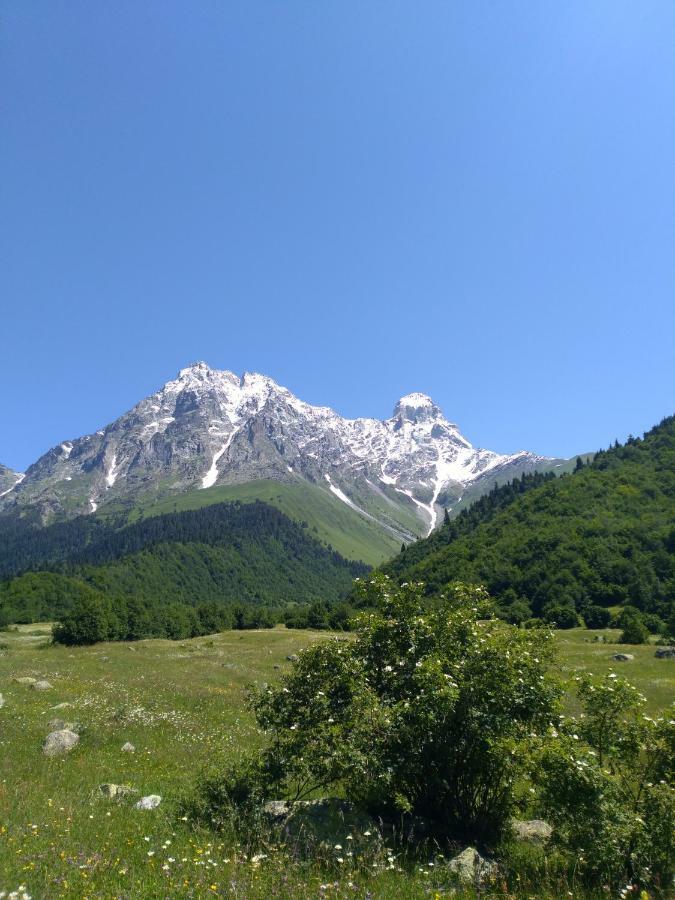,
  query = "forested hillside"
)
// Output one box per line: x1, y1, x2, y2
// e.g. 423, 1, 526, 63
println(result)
383, 416, 675, 625
0, 500, 368, 637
